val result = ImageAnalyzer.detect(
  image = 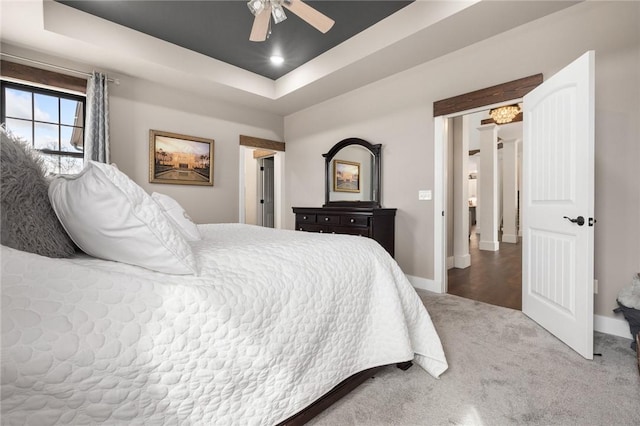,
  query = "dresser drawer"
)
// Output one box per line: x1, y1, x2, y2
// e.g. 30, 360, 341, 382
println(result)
317, 214, 340, 225
297, 224, 324, 232
296, 213, 317, 224
292, 206, 396, 257
340, 215, 369, 227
